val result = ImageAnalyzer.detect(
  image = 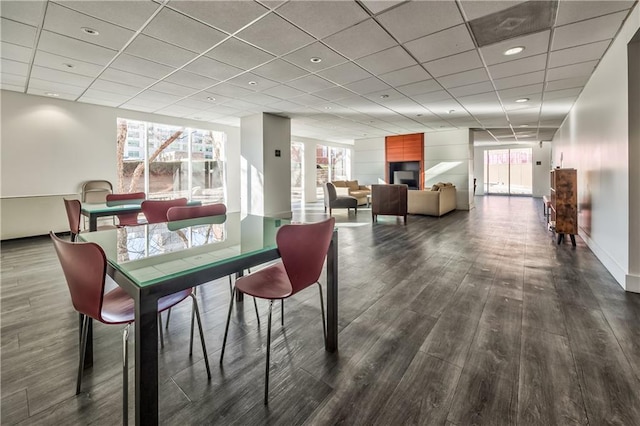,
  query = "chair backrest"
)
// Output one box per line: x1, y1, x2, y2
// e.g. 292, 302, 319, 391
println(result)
82, 180, 113, 203
167, 203, 226, 221
63, 198, 82, 238
324, 182, 337, 205
141, 198, 188, 224
277, 217, 335, 295
50, 231, 106, 321
106, 192, 146, 226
